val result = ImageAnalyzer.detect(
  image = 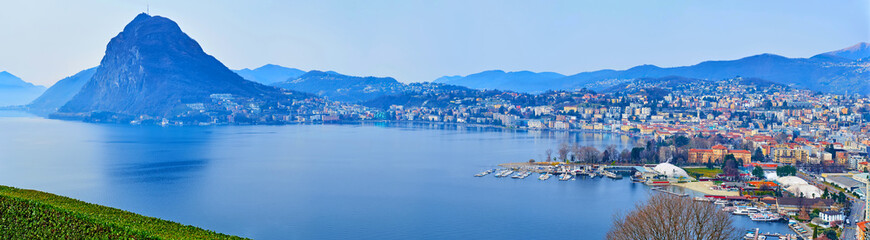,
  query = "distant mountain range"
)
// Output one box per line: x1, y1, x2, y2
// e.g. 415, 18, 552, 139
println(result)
233, 64, 306, 85
0, 71, 45, 107
435, 43, 870, 94
433, 70, 565, 93
818, 42, 870, 60
57, 13, 289, 118
27, 67, 96, 115
11, 13, 869, 117
272, 70, 405, 102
